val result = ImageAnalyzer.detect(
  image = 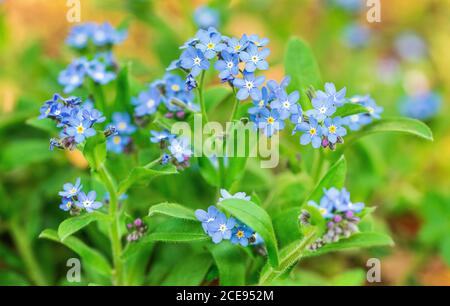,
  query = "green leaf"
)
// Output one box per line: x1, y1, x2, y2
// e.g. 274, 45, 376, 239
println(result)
197, 156, 220, 187
333, 103, 368, 118
58, 212, 110, 241
307, 155, 347, 203
209, 242, 247, 286
204, 86, 232, 112
114, 64, 132, 114
26, 117, 59, 135
39, 229, 112, 276
83, 134, 107, 171
0, 139, 53, 171
284, 37, 322, 110
304, 232, 394, 257
118, 164, 177, 194
348, 117, 433, 144
218, 199, 279, 267
148, 203, 197, 221
224, 157, 248, 189
147, 219, 209, 243
161, 252, 212, 286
